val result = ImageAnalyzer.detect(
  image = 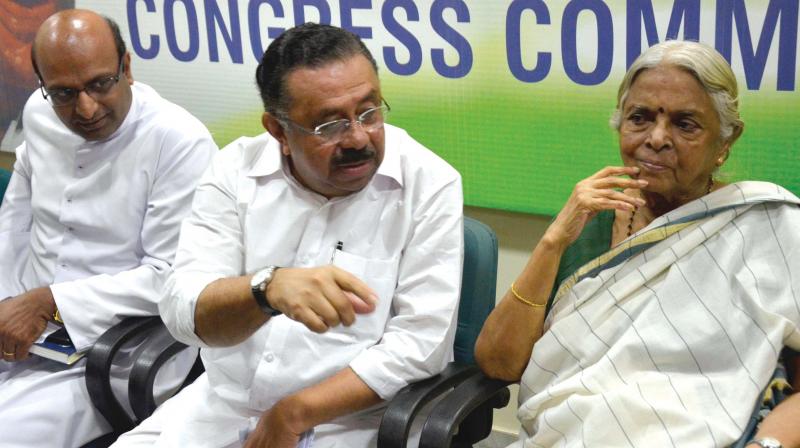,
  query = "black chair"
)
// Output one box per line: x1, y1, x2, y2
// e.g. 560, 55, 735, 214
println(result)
85, 217, 508, 447
413, 370, 511, 448
82, 316, 203, 447
82, 317, 166, 447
